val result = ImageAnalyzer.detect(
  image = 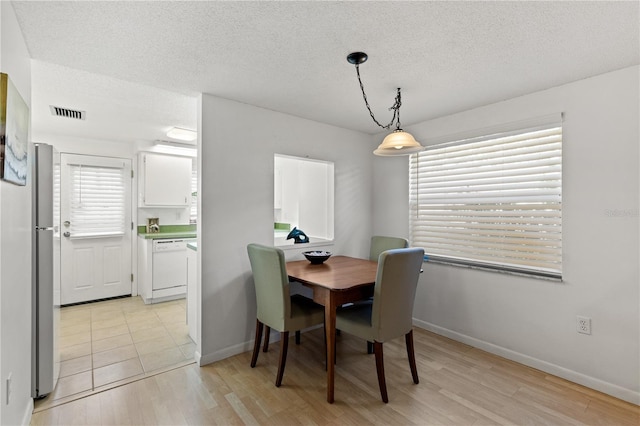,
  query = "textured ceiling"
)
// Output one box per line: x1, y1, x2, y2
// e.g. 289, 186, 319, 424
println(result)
11, 1, 640, 144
